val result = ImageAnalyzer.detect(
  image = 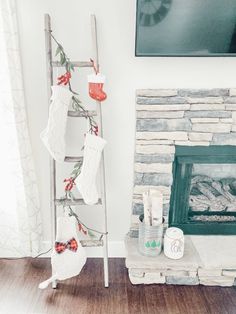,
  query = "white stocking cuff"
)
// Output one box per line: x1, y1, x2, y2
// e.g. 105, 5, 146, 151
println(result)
50, 85, 73, 103
85, 133, 107, 151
